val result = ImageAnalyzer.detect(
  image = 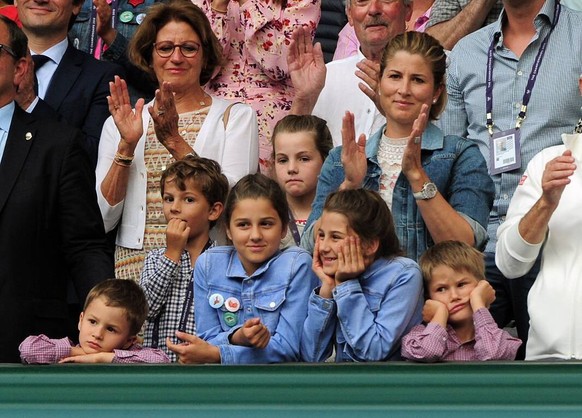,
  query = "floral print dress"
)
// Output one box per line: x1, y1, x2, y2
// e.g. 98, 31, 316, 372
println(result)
194, 0, 321, 174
